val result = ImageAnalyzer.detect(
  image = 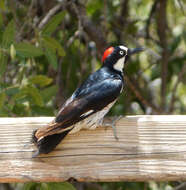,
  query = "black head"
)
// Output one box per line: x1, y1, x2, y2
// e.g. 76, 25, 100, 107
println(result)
102, 45, 144, 72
